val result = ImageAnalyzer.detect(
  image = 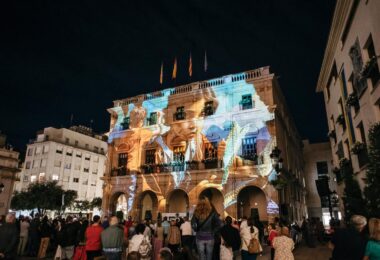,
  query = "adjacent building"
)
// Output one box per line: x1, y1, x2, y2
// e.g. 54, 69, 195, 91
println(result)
316, 0, 380, 206
15, 126, 107, 204
102, 66, 306, 223
0, 133, 20, 215
303, 140, 341, 226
